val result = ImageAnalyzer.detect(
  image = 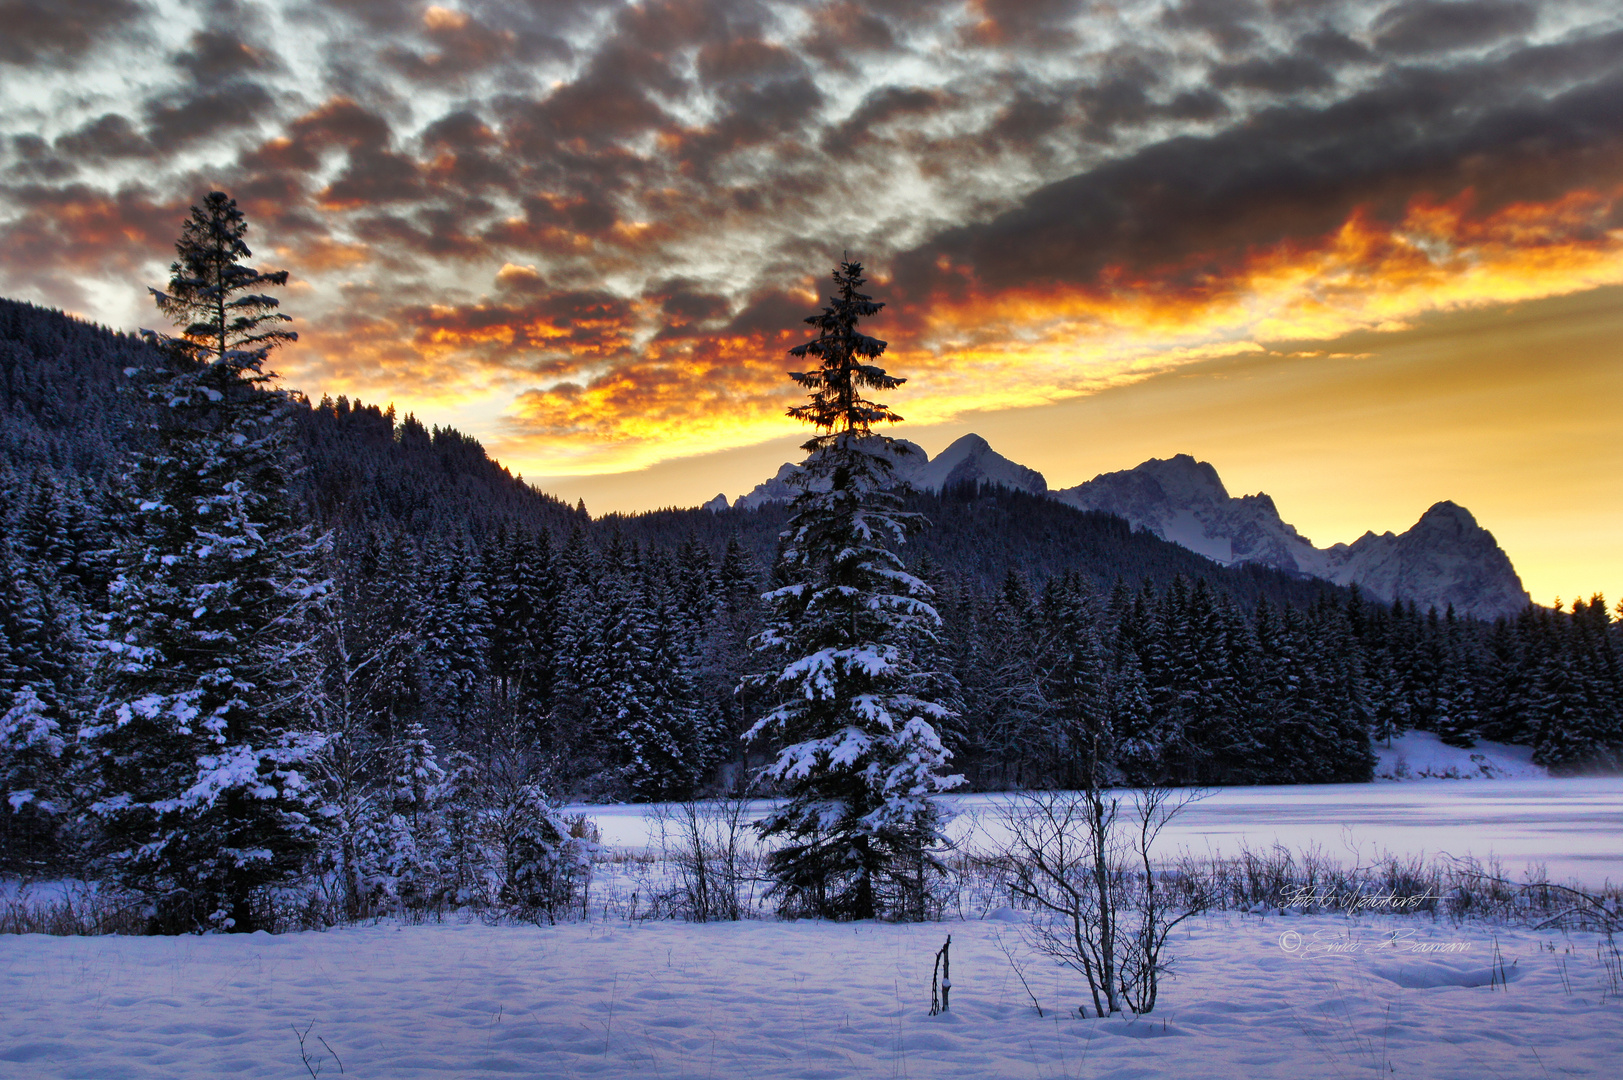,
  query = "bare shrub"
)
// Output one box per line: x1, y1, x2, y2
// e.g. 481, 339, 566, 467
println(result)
646, 796, 757, 922
0, 881, 147, 935
996, 783, 1208, 1016
1176, 844, 1623, 932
